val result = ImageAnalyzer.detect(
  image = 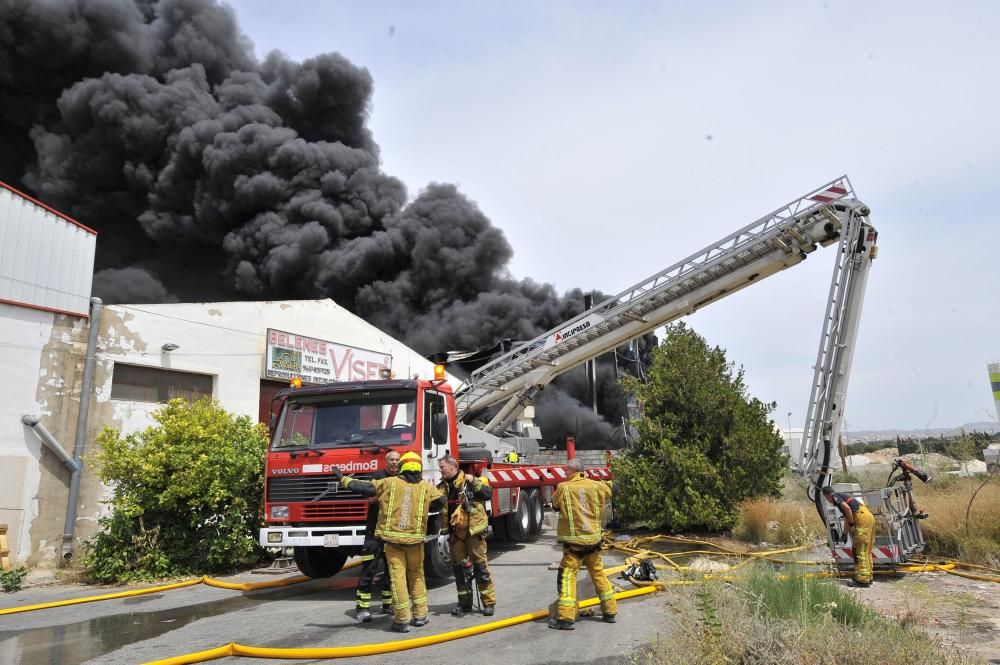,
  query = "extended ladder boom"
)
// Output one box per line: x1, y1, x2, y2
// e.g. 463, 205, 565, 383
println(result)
799, 208, 878, 492
456, 177, 873, 436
